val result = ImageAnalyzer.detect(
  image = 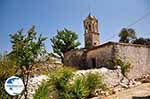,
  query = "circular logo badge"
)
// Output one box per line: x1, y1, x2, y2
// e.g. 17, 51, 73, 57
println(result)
5, 76, 24, 96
